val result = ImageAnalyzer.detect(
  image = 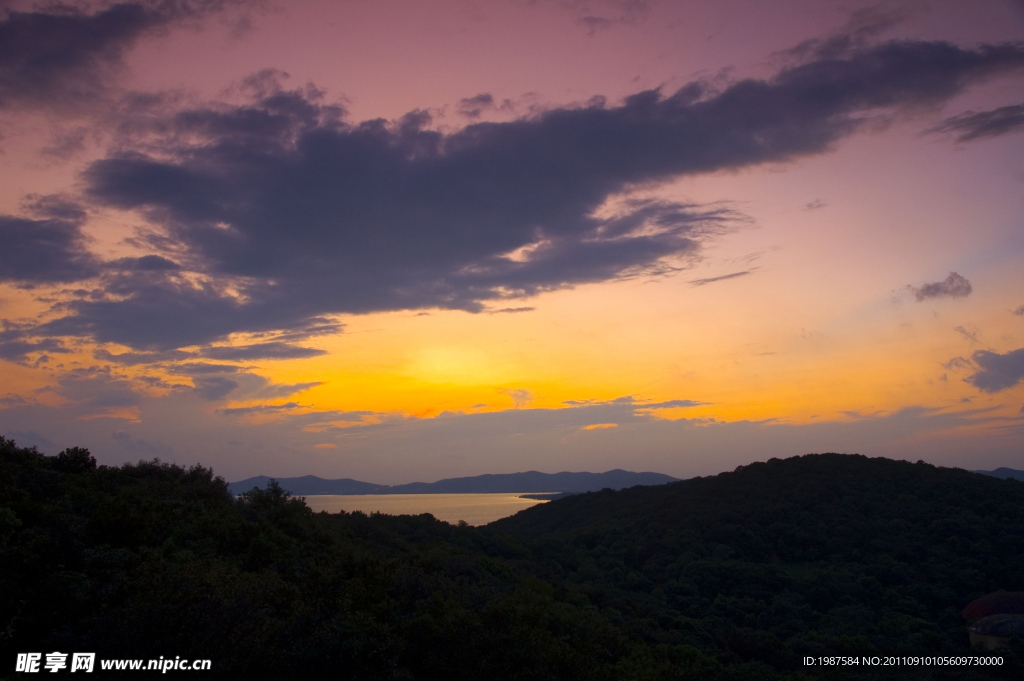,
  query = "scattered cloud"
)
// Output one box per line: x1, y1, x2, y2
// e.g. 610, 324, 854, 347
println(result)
779, 5, 908, 63
954, 326, 980, 343
1014, 305, 1024, 316
573, 0, 651, 34
942, 356, 972, 371
965, 347, 1024, 393
457, 93, 494, 118
40, 126, 90, 159
804, 199, 827, 210
929, 103, 1024, 142
581, 423, 617, 430
912, 272, 972, 301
